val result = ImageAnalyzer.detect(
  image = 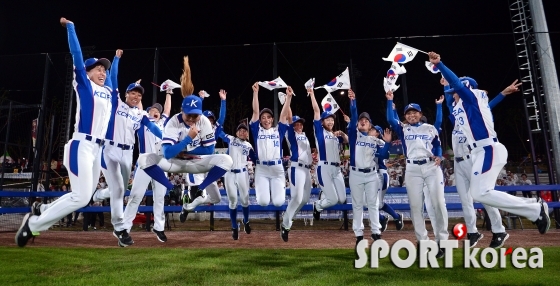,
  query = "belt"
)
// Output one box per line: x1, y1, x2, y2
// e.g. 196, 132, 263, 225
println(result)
320, 161, 340, 167
106, 140, 134, 150
230, 168, 247, 173
297, 163, 312, 169
468, 138, 498, 151
455, 155, 471, 163
351, 166, 376, 173
256, 160, 282, 166
406, 158, 434, 165
72, 133, 105, 145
